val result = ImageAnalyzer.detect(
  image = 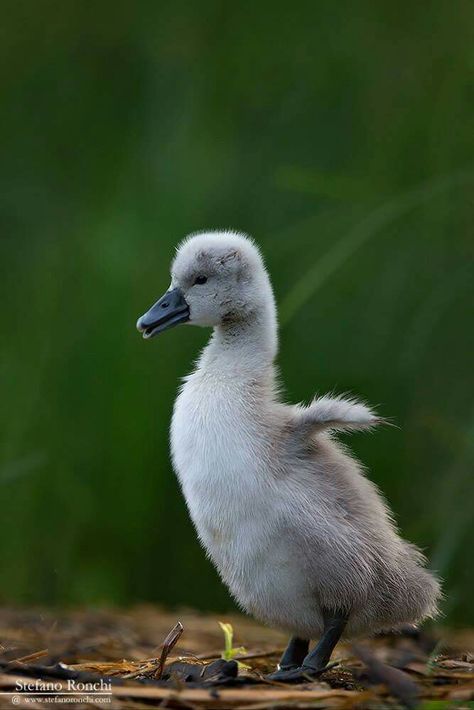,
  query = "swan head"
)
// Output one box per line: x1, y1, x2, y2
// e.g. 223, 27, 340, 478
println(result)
136, 230, 272, 339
